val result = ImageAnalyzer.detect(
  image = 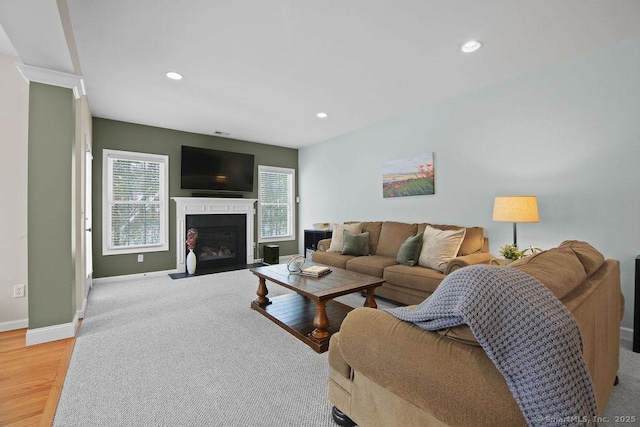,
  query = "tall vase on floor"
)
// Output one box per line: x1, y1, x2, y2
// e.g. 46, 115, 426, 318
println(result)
186, 228, 199, 275
186, 249, 197, 275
